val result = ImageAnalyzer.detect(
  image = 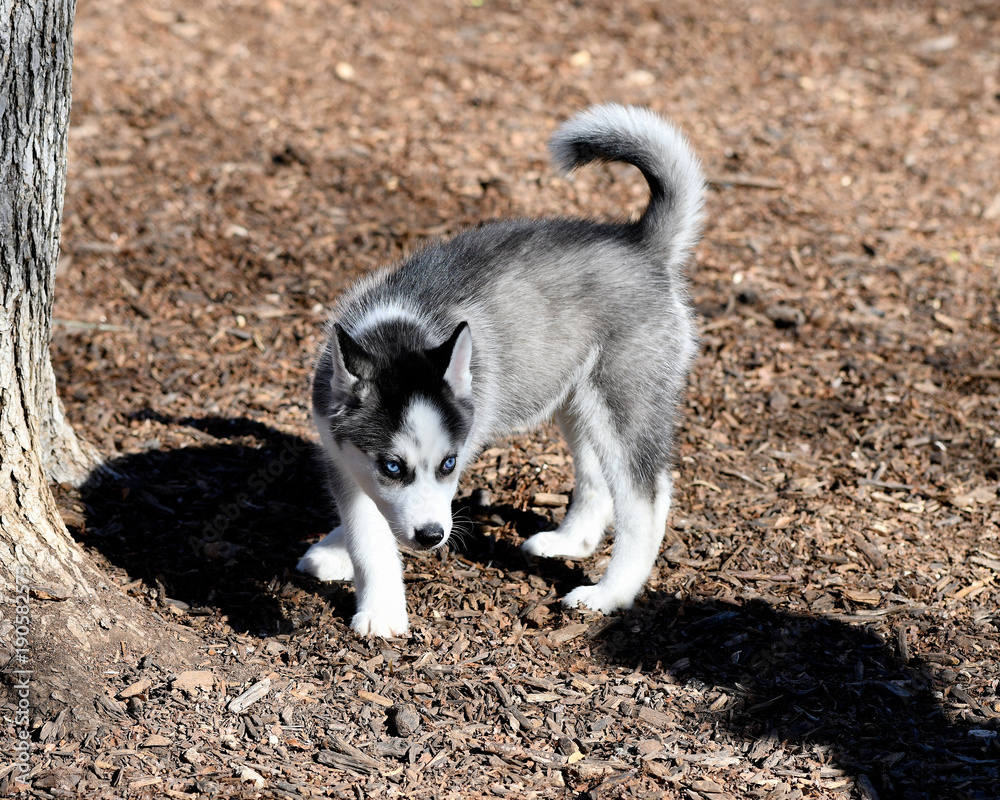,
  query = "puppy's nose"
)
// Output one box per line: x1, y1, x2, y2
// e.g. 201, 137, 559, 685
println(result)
414, 524, 445, 548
